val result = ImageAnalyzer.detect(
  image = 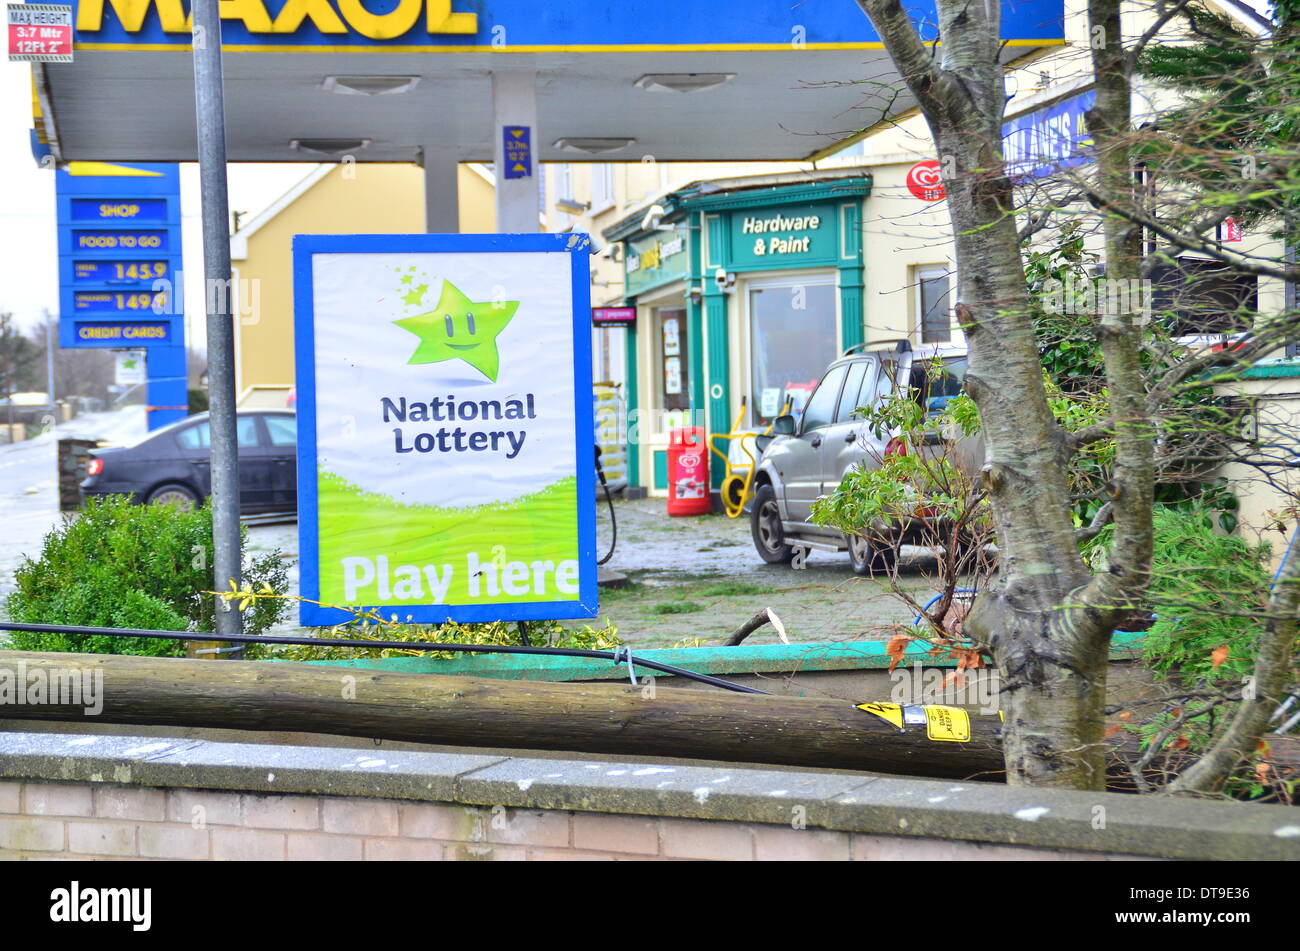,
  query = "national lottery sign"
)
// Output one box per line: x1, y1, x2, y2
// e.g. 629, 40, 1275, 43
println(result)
293, 233, 597, 626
